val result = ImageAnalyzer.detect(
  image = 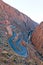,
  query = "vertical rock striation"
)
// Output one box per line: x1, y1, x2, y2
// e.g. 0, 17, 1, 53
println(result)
32, 22, 43, 56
